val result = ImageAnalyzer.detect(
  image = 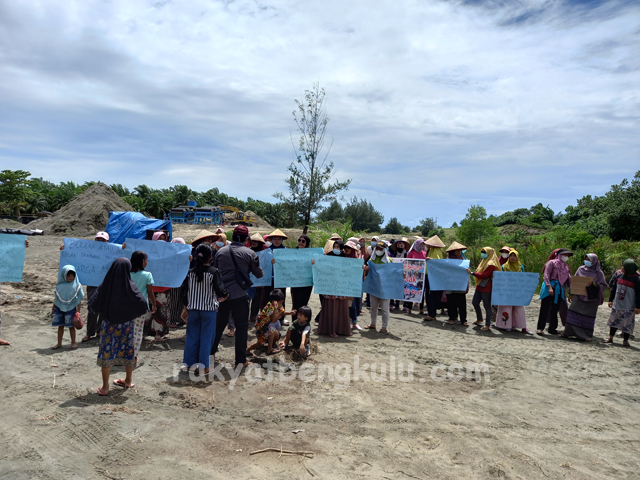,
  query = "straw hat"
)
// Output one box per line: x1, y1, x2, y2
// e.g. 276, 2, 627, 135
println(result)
266, 228, 288, 240
345, 240, 358, 250
250, 233, 265, 244
425, 235, 445, 248
192, 230, 217, 245
393, 237, 411, 250
446, 241, 467, 252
